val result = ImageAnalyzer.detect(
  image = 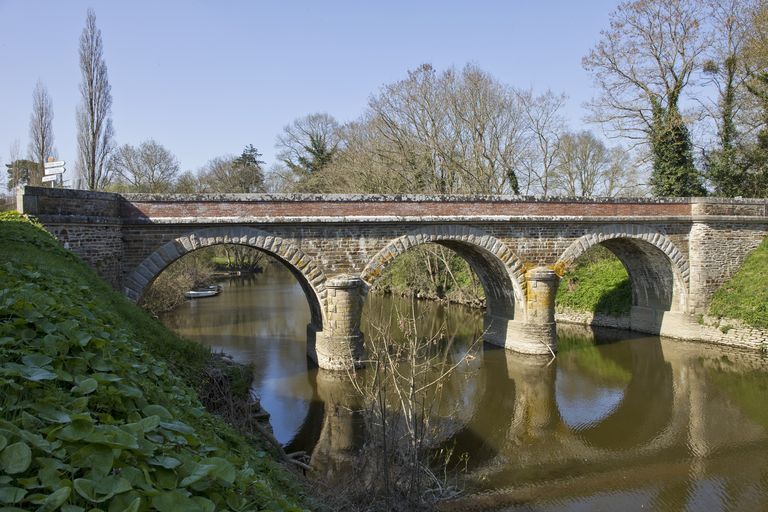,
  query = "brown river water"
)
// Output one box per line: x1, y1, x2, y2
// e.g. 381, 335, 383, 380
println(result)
161, 267, 768, 511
